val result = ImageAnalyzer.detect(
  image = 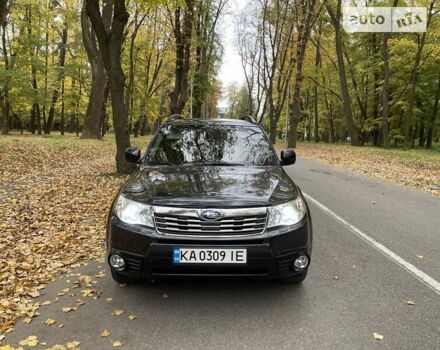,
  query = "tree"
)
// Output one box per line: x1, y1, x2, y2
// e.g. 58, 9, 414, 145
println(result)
404, 0, 436, 147
192, 0, 225, 118
80, 0, 111, 139
167, 0, 194, 115
0, 0, 12, 134
326, 0, 360, 146
44, 21, 68, 134
86, 0, 133, 174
